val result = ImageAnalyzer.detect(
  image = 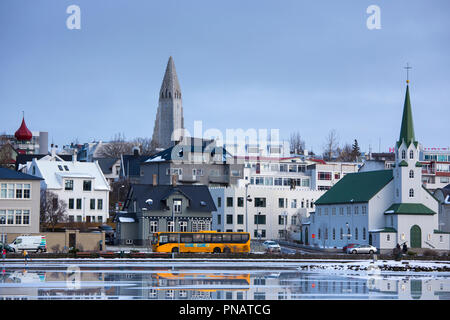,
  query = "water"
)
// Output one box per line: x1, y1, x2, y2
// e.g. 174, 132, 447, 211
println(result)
1, 264, 449, 300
